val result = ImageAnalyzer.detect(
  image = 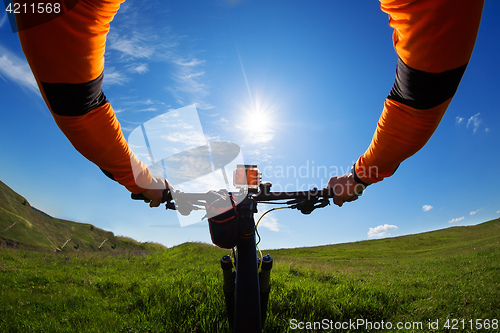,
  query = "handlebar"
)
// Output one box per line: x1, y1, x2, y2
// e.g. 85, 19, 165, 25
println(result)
131, 183, 334, 215
254, 186, 335, 202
